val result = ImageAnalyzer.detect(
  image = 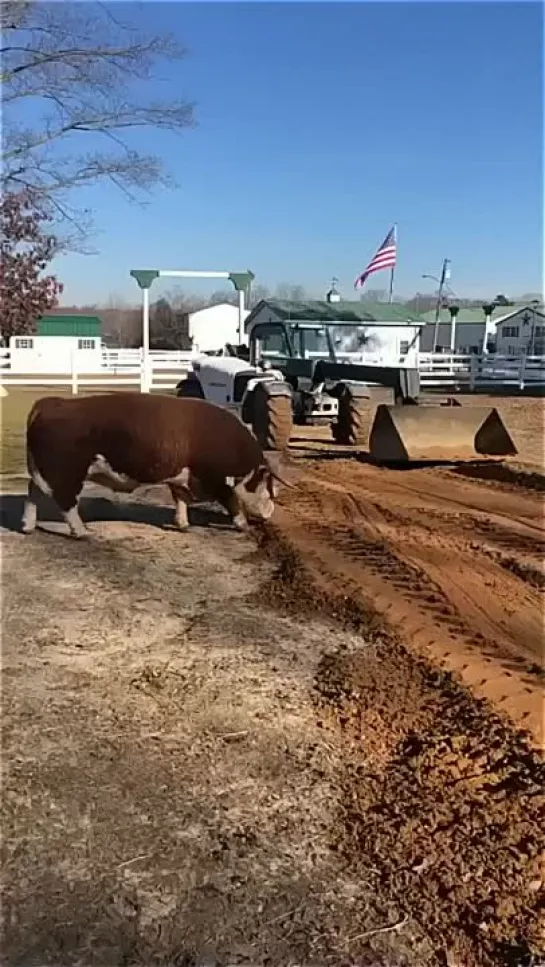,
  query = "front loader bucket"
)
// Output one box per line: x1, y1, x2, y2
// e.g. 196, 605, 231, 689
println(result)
368, 404, 518, 463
